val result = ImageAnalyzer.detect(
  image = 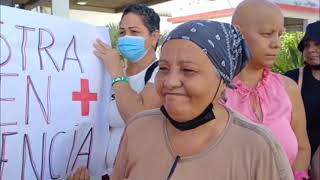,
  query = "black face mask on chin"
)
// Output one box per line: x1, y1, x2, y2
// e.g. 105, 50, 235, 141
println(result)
160, 79, 222, 131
